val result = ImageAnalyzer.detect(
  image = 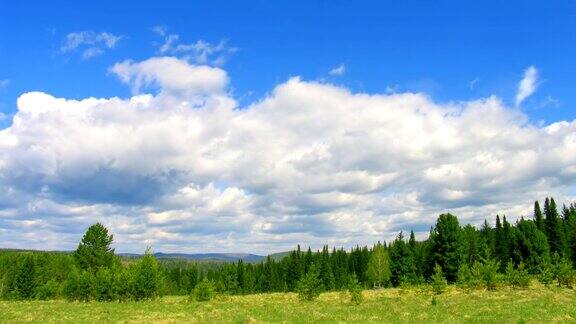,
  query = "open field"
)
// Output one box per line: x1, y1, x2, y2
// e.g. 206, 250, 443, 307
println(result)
1, 284, 575, 323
